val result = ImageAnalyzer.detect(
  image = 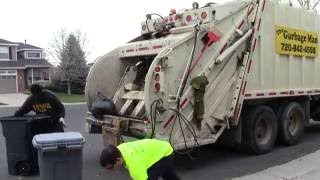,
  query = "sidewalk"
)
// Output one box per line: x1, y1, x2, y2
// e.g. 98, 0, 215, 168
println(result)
234, 149, 320, 180
0, 93, 85, 107
0, 93, 29, 107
